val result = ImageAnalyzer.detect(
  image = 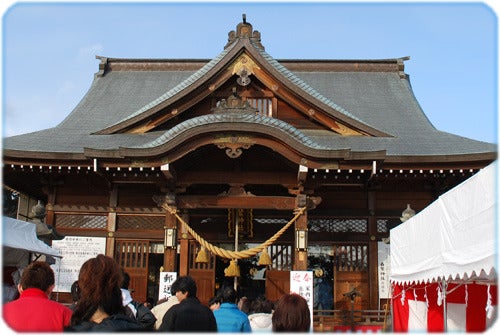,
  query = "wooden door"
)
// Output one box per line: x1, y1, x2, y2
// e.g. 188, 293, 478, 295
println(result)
332, 244, 369, 310
265, 270, 290, 302
188, 240, 215, 305
115, 239, 150, 303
